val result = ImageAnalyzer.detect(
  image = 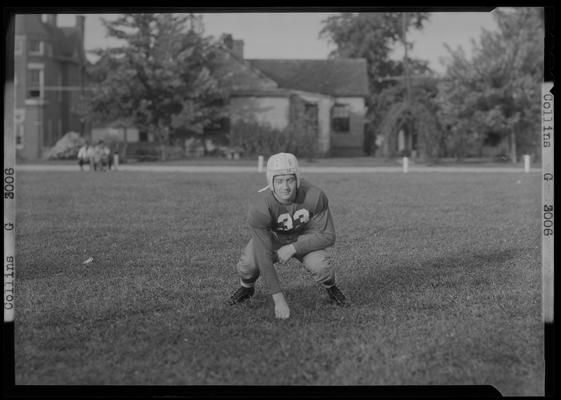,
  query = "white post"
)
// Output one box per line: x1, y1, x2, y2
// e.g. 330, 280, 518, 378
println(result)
113, 153, 119, 171
523, 154, 530, 173
403, 157, 408, 173
258, 155, 264, 173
